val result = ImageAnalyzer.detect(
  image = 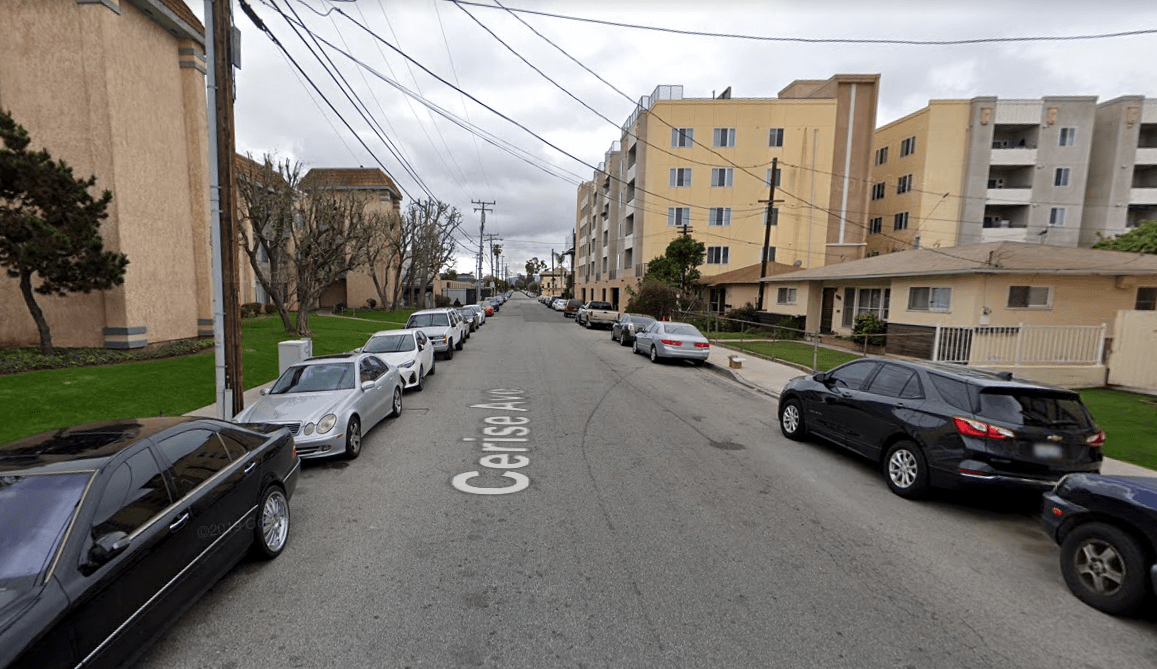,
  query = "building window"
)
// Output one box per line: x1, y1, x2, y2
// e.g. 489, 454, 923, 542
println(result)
667, 207, 690, 227
626, 179, 635, 201
908, 286, 952, 312
669, 168, 692, 187
1008, 286, 1052, 308
1049, 207, 1066, 226
846, 288, 890, 325
710, 167, 734, 187
875, 146, 889, 165
777, 287, 797, 305
706, 246, 730, 264
1059, 127, 1077, 147
708, 207, 732, 226
1054, 167, 1071, 187
900, 136, 916, 157
768, 128, 784, 147
765, 167, 782, 187
763, 246, 777, 262
713, 128, 736, 147
869, 217, 883, 234
671, 128, 694, 147
1137, 287, 1157, 310
871, 183, 886, 200
897, 174, 913, 195
766, 207, 779, 226
893, 212, 909, 230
